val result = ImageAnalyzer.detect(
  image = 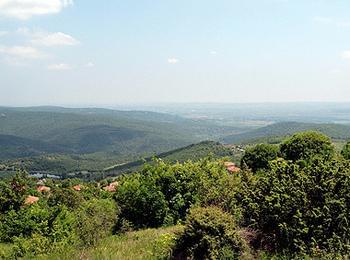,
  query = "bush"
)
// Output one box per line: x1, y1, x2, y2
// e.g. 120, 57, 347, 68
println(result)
242, 158, 350, 254
0, 204, 51, 242
0, 171, 33, 213
74, 199, 118, 247
49, 206, 77, 249
115, 173, 169, 228
196, 161, 244, 219
174, 206, 248, 259
12, 233, 51, 257
280, 131, 334, 162
0, 181, 21, 213
241, 144, 279, 172
48, 188, 84, 209
341, 141, 350, 160
115, 159, 243, 228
